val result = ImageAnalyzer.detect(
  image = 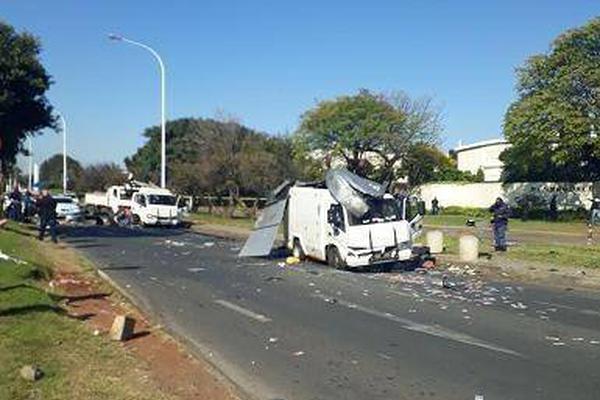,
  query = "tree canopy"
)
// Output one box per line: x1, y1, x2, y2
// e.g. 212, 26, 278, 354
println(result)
0, 21, 54, 177
77, 163, 126, 193
502, 17, 600, 182
125, 118, 301, 197
39, 154, 83, 191
293, 89, 442, 181
401, 144, 481, 187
